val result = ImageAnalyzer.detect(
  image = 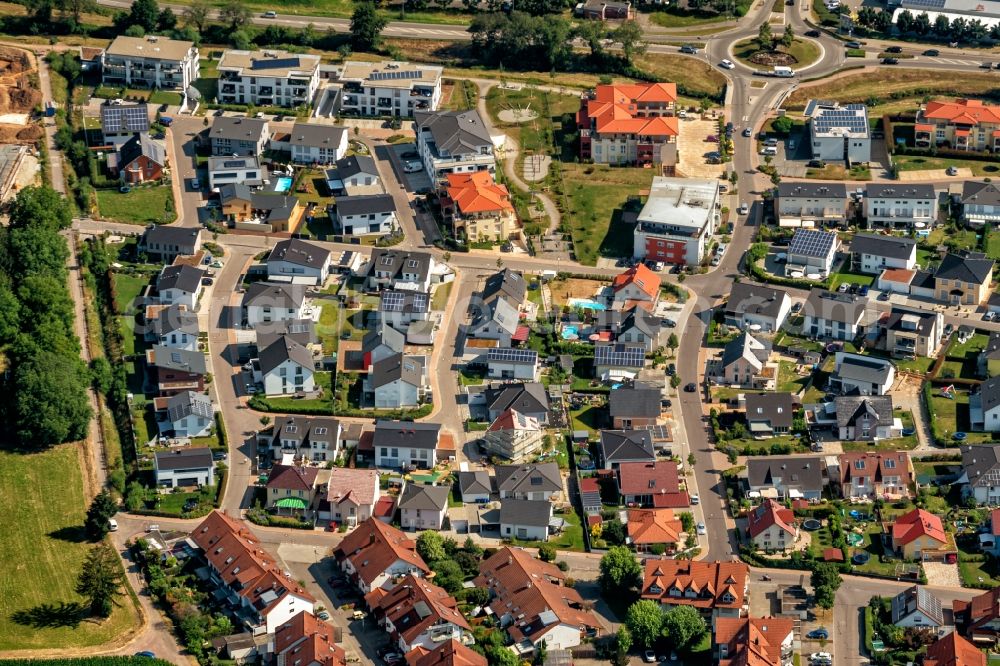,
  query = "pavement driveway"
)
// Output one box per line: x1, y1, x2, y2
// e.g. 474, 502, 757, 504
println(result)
923, 561, 962, 587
